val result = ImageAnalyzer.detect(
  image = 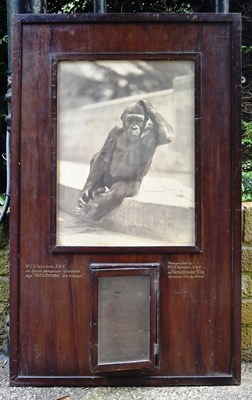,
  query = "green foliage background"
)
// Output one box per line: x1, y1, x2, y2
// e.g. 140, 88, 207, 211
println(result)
0, 0, 251, 204
0, 2, 7, 198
